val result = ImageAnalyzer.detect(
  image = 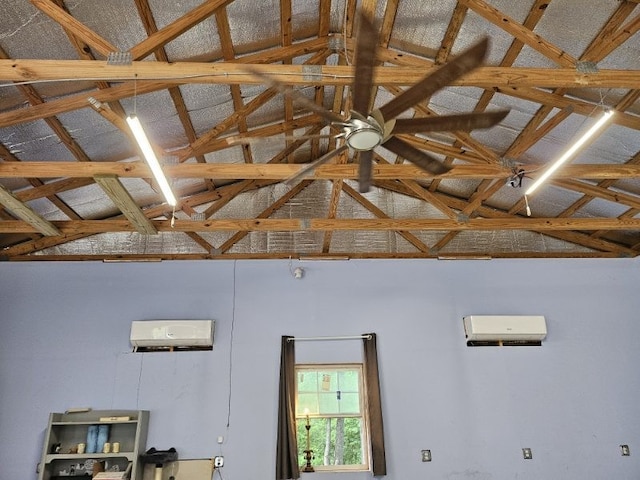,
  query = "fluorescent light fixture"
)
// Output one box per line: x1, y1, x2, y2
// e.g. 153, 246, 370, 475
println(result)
126, 114, 177, 206
525, 109, 614, 196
